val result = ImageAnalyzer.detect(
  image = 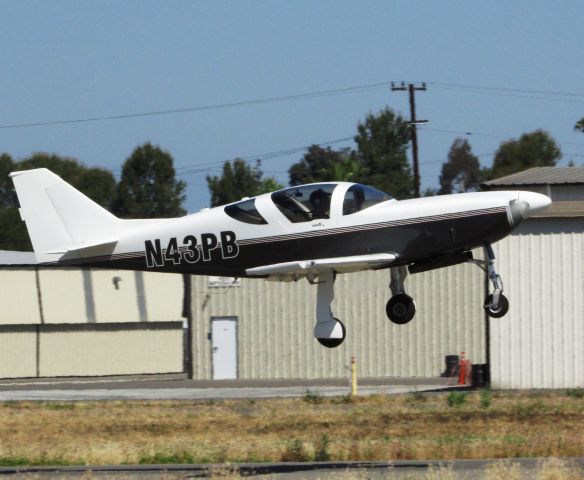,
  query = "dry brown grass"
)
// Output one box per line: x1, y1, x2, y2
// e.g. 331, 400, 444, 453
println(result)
0, 391, 582, 466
